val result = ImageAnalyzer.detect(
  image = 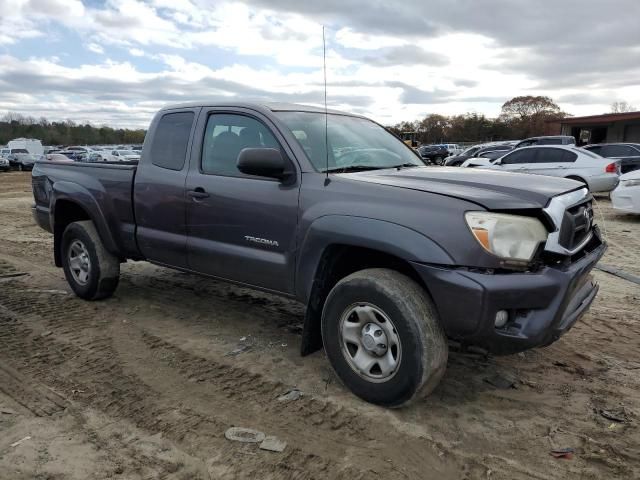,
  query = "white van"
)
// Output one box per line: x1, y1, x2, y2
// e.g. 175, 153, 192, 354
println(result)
7, 138, 44, 155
